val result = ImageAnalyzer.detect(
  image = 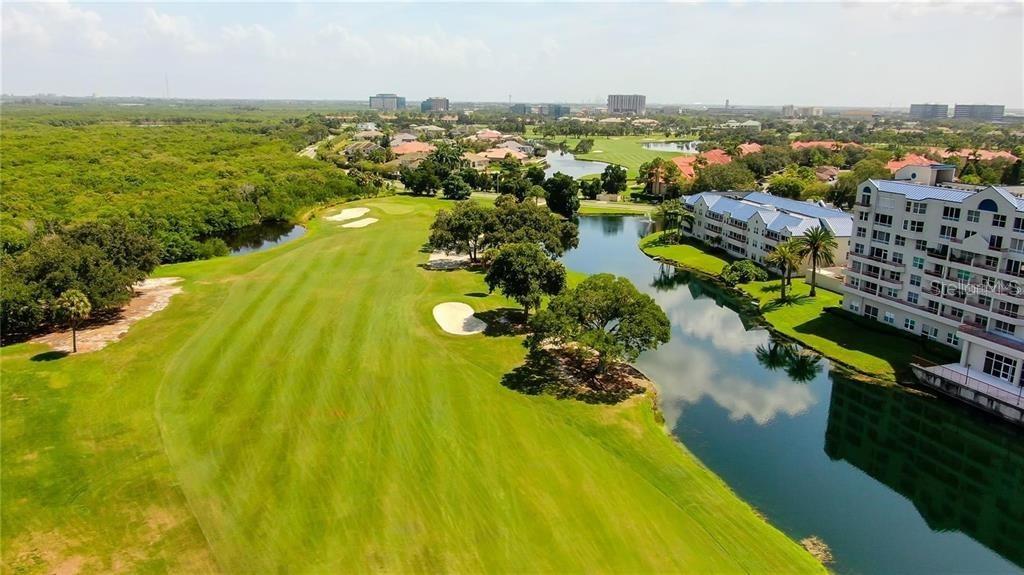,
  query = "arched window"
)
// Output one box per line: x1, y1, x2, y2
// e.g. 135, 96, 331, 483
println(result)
862, 186, 871, 194
979, 199, 999, 212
